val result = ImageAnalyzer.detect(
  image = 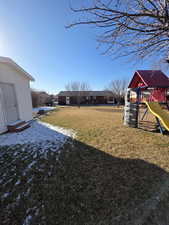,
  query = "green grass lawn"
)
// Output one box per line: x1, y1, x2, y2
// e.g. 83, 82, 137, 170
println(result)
1, 106, 169, 224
